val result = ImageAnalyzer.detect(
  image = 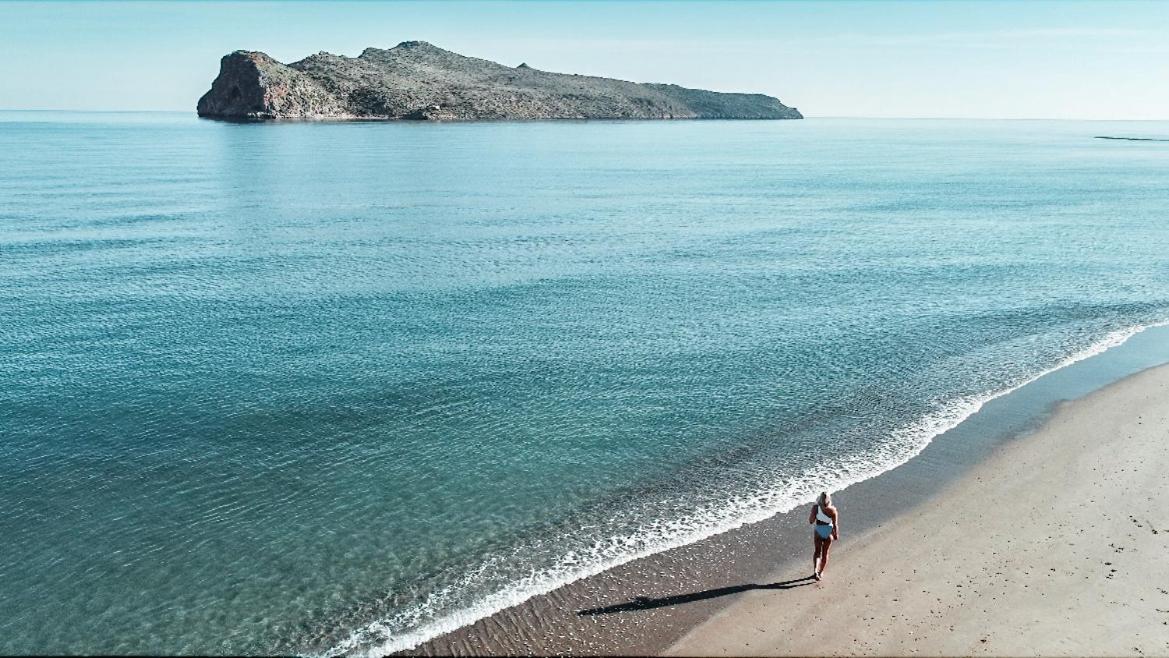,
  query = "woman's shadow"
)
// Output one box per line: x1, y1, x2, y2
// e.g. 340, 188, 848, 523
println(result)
576, 576, 815, 616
